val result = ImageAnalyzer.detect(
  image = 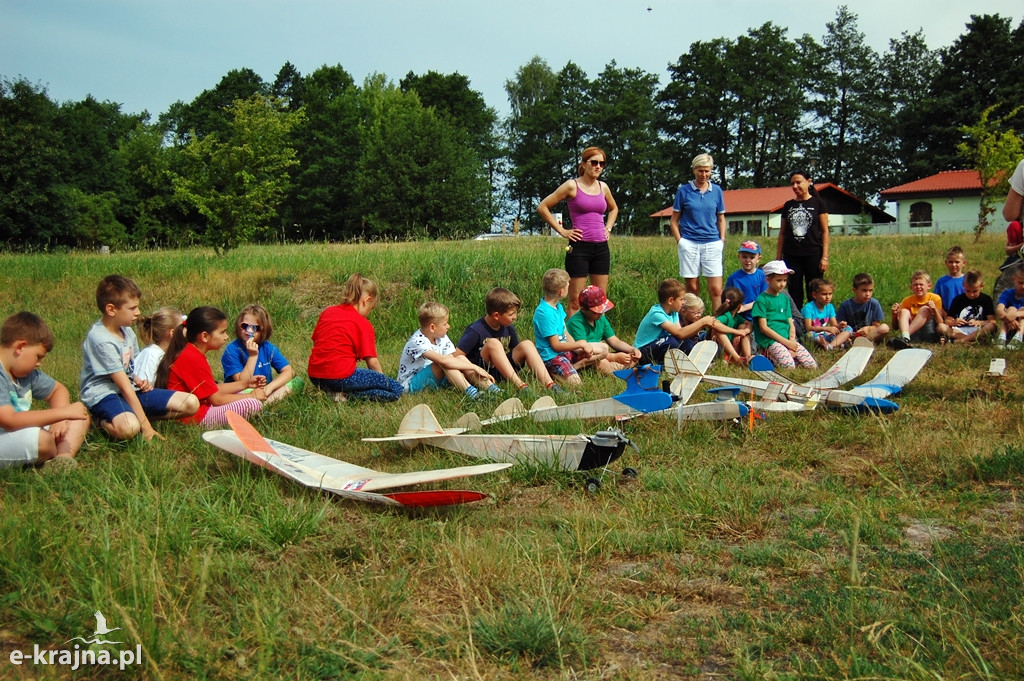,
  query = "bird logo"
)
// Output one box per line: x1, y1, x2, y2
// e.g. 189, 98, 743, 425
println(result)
64, 611, 123, 645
